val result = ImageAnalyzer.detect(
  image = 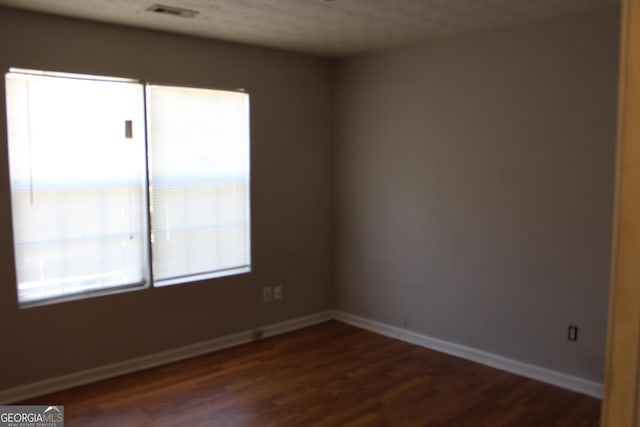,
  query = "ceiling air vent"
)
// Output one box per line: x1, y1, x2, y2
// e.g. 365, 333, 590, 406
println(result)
147, 4, 199, 18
